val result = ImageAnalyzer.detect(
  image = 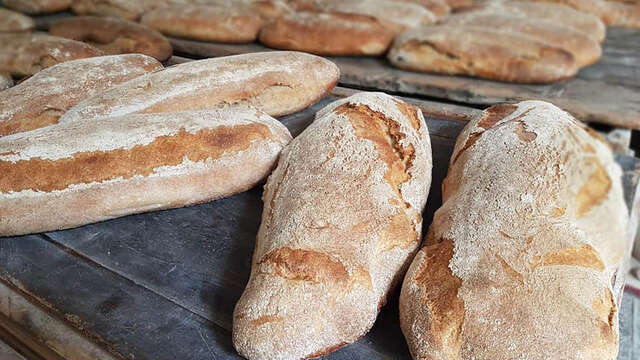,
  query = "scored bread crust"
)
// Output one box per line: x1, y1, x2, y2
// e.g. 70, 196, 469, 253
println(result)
233, 92, 432, 360
140, 4, 264, 43
259, 11, 395, 56
60, 51, 339, 122
0, 8, 35, 33
3, 0, 71, 14
0, 54, 163, 137
400, 100, 628, 360
49, 16, 173, 62
446, 12, 602, 67
388, 24, 579, 83
0, 107, 292, 237
0, 33, 104, 76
